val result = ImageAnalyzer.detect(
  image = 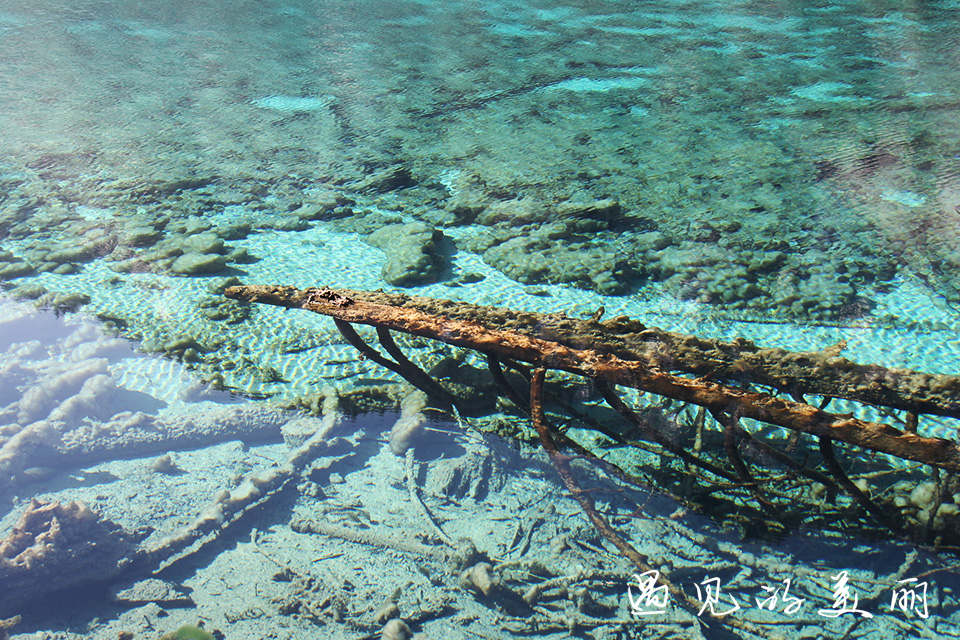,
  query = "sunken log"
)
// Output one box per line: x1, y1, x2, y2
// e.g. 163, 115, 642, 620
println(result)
225, 284, 960, 473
